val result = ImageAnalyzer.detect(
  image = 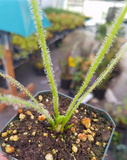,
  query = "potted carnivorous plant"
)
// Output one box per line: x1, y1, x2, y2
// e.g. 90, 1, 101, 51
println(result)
0, 0, 127, 159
